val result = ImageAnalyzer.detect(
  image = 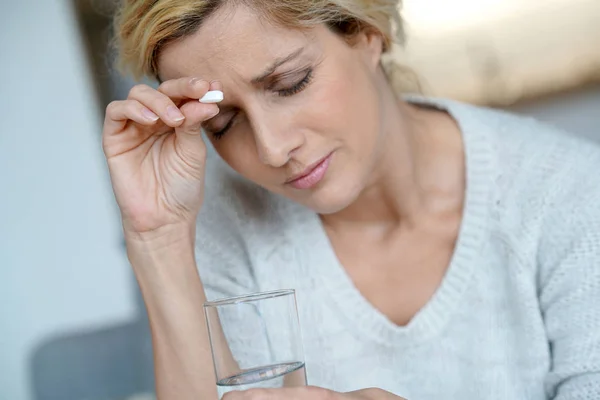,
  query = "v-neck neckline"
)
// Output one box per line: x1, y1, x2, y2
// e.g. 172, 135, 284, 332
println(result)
281, 96, 495, 347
